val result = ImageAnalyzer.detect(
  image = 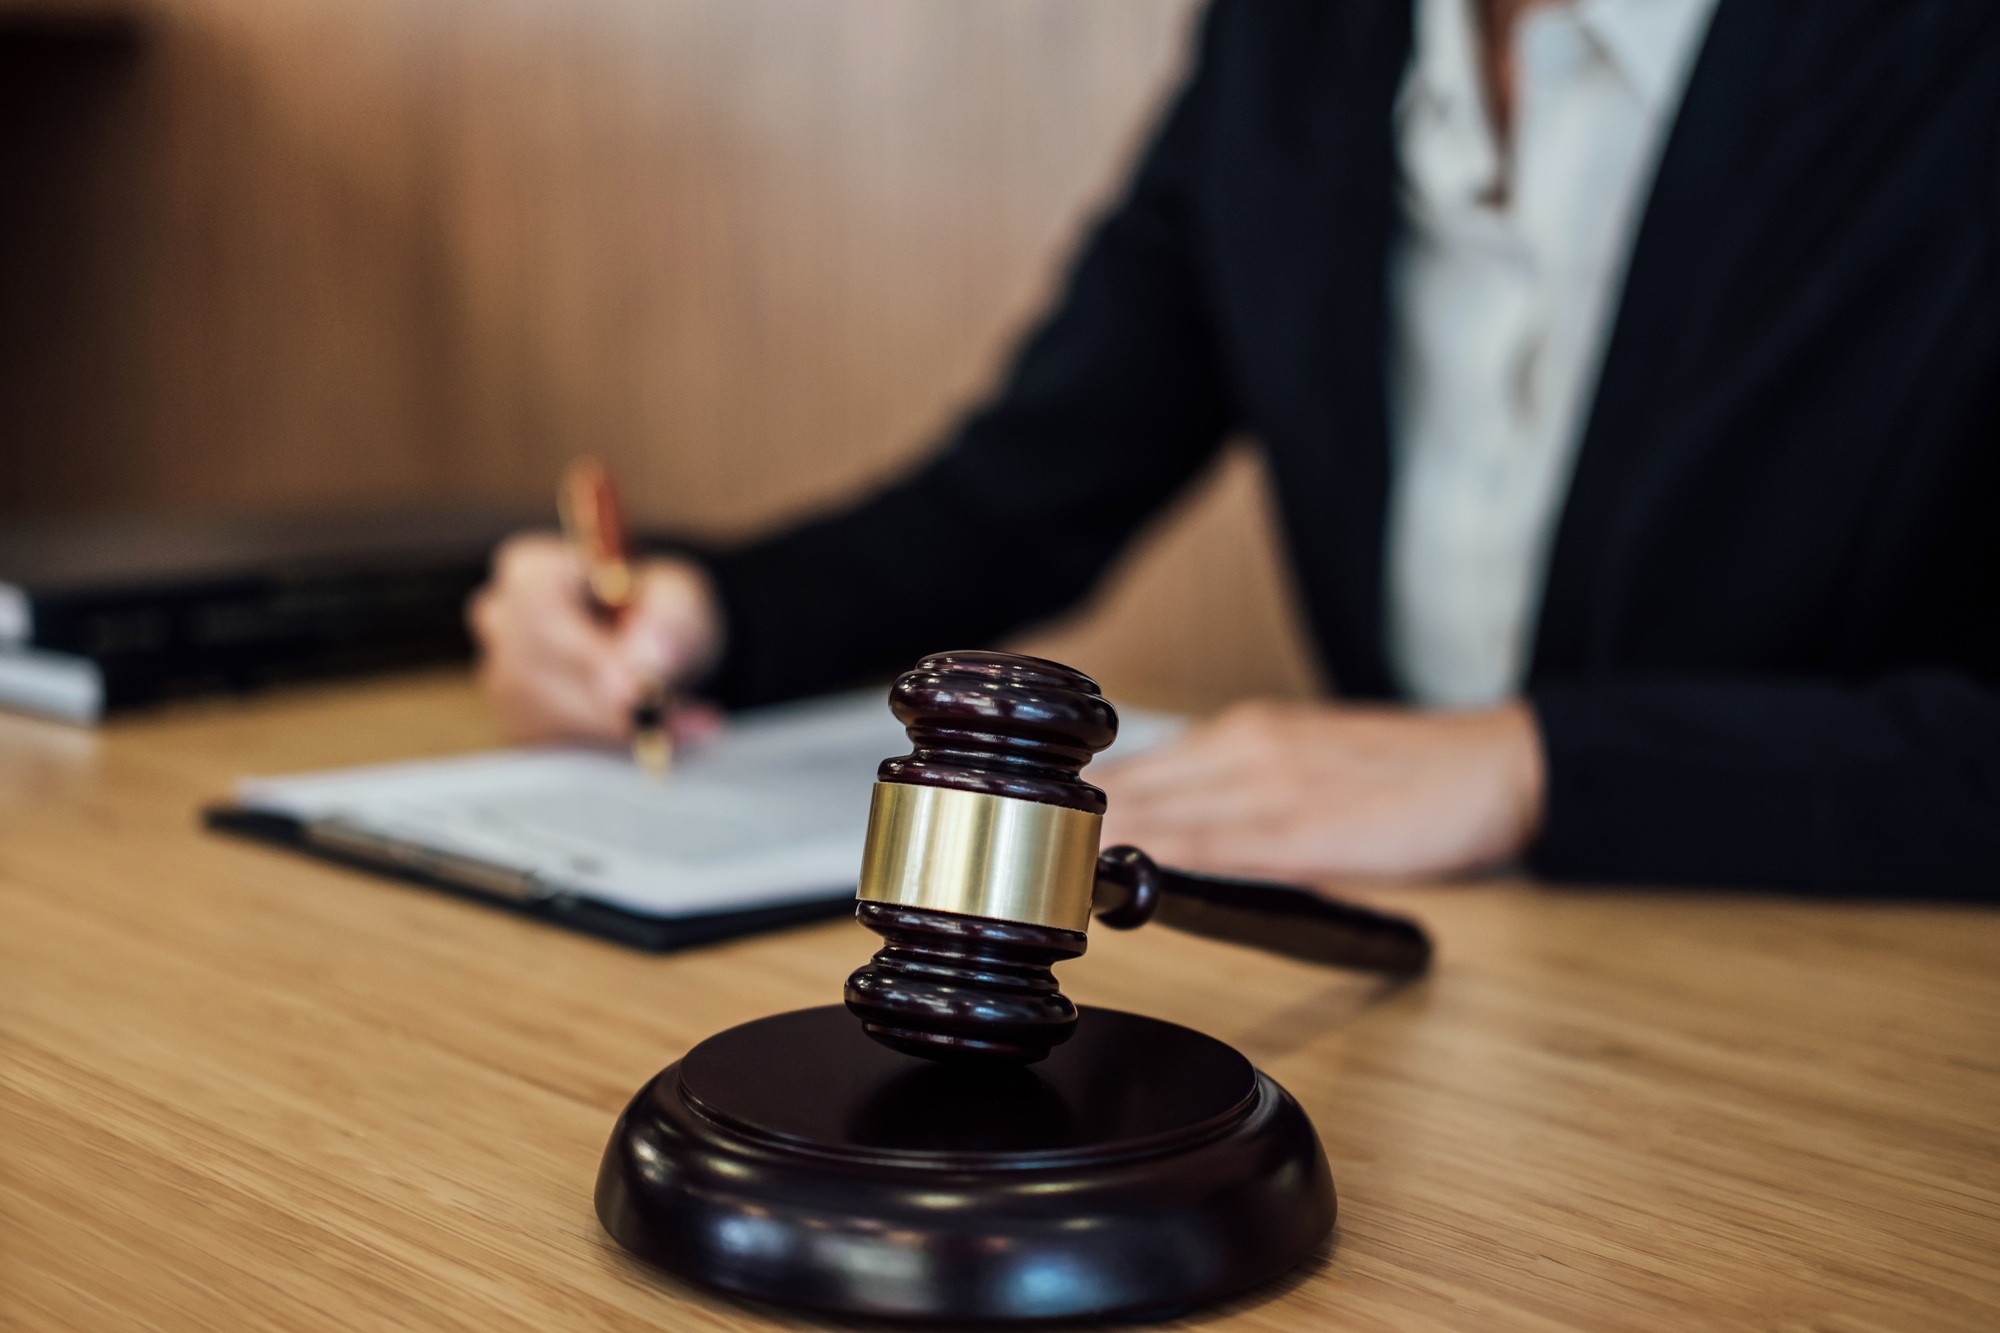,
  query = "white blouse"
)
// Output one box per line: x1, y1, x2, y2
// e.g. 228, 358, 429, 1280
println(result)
1385, 0, 1719, 706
